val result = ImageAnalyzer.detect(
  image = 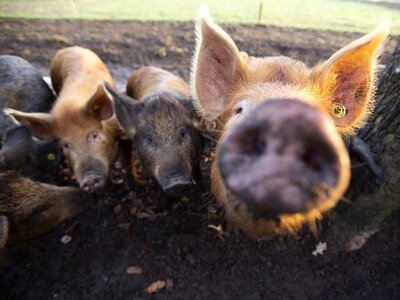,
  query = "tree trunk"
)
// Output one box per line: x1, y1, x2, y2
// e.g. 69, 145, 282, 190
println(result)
325, 39, 400, 251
